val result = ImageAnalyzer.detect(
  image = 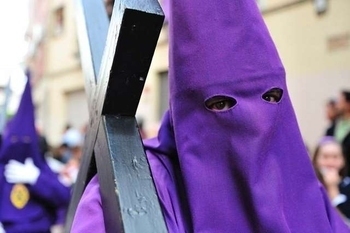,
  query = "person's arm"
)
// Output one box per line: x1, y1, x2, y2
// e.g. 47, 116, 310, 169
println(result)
4, 158, 71, 207
71, 175, 106, 233
28, 168, 71, 207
